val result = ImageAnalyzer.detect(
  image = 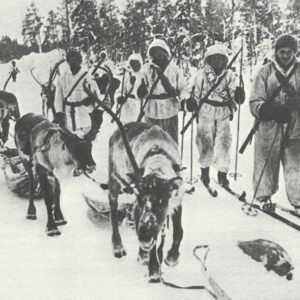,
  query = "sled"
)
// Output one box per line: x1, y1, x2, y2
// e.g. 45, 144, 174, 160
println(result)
1, 148, 41, 198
